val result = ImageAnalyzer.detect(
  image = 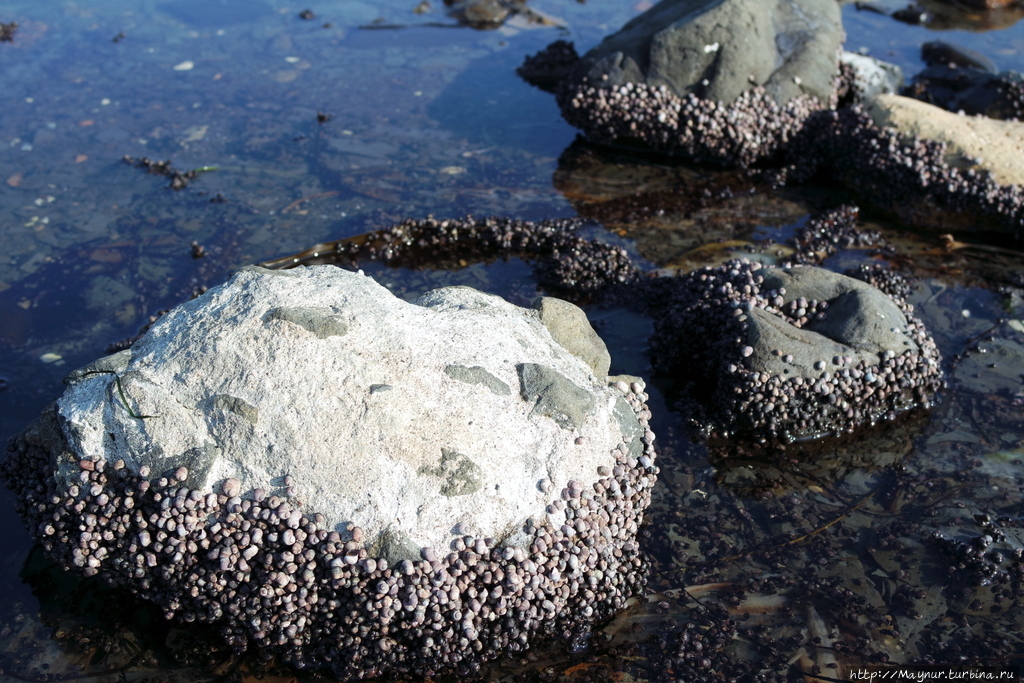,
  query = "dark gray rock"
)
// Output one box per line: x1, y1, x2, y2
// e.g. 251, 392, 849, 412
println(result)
516, 39, 580, 93
416, 448, 484, 498
922, 41, 997, 74
210, 394, 260, 423
267, 306, 349, 339
444, 364, 512, 396
569, 0, 843, 106
517, 362, 597, 431
650, 261, 944, 441
902, 64, 1024, 121
747, 266, 916, 379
